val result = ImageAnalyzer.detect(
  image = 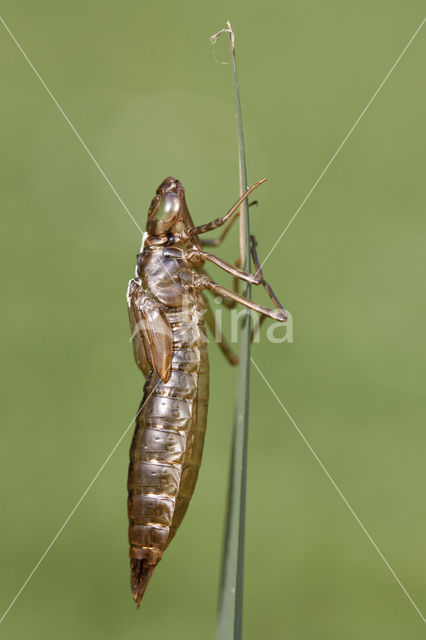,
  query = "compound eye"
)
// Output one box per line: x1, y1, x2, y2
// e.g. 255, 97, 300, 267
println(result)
155, 193, 180, 221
